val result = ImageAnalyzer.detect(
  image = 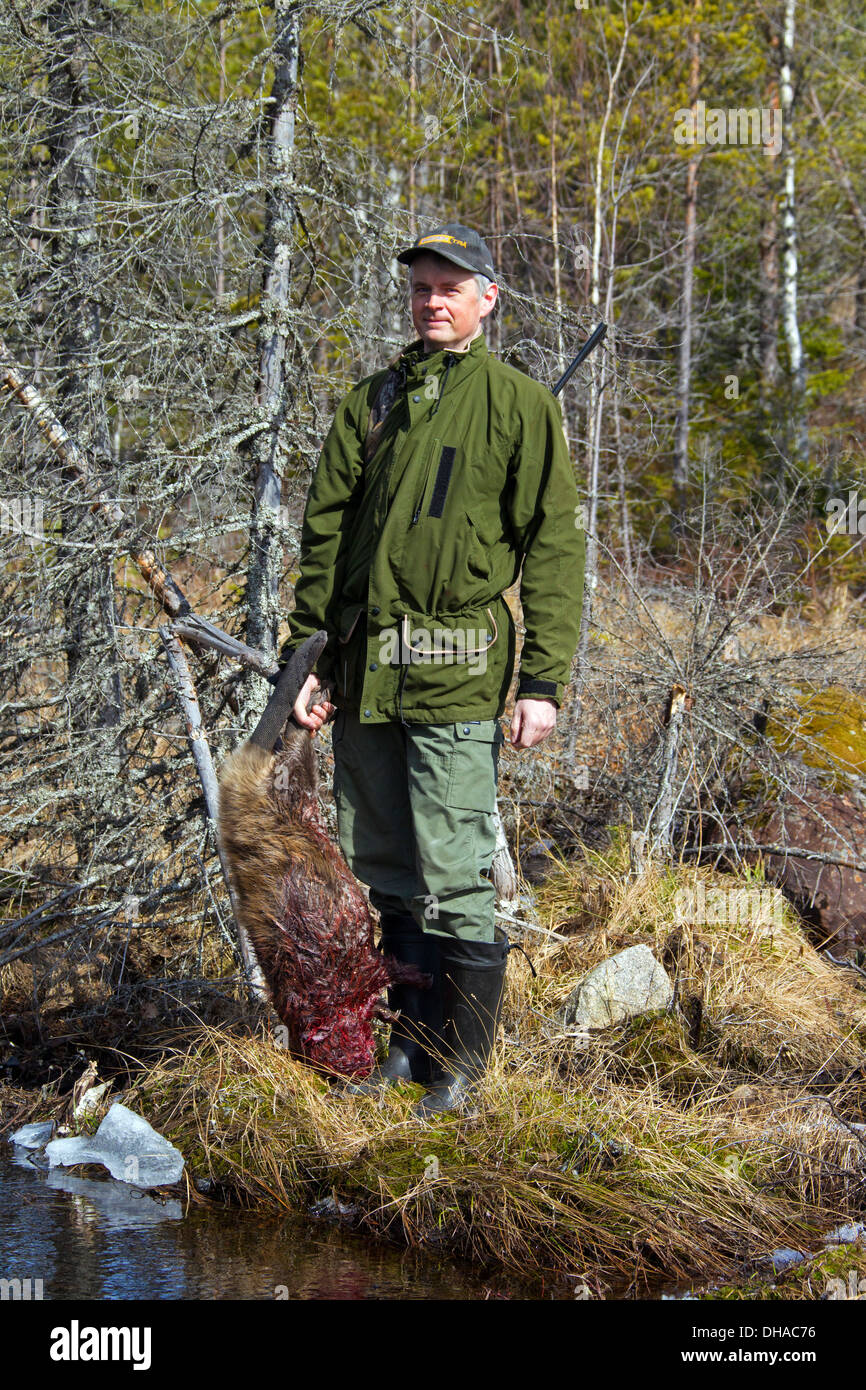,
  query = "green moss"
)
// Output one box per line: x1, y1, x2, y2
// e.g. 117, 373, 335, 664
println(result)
702, 1278, 793, 1301
766, 685, 866, 787
699, 1242, 866, 1300
610, 1013, 715, 1094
